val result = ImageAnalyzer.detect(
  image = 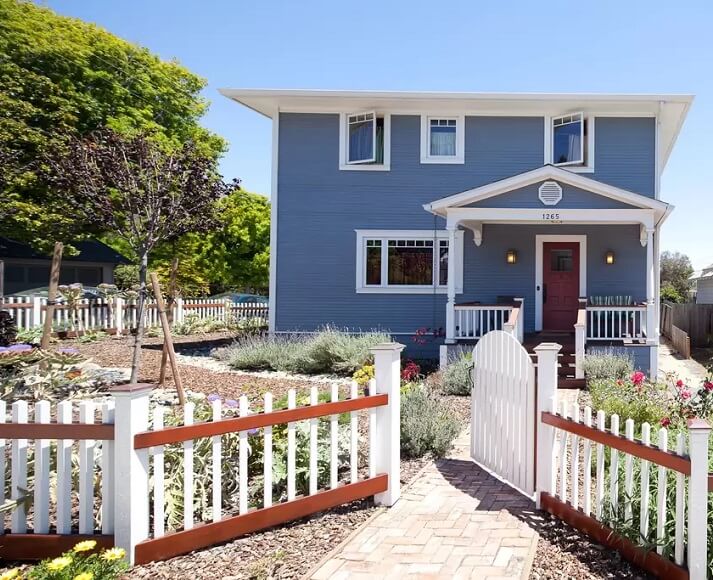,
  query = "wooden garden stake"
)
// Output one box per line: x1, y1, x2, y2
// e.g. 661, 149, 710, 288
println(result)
40, 242, 63, 350
159, 257, 179, 385
150, 271, 185, 404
